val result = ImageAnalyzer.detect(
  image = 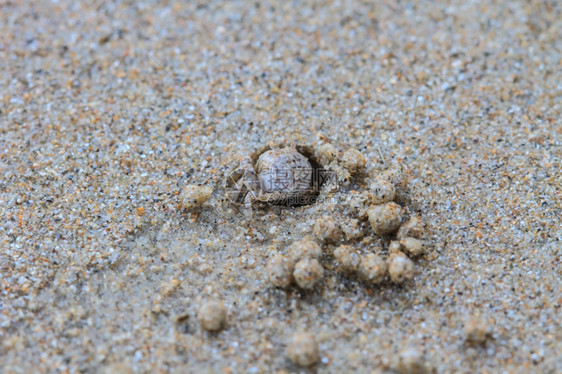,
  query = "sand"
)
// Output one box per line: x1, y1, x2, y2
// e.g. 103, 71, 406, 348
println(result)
1, 0, 560, 373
